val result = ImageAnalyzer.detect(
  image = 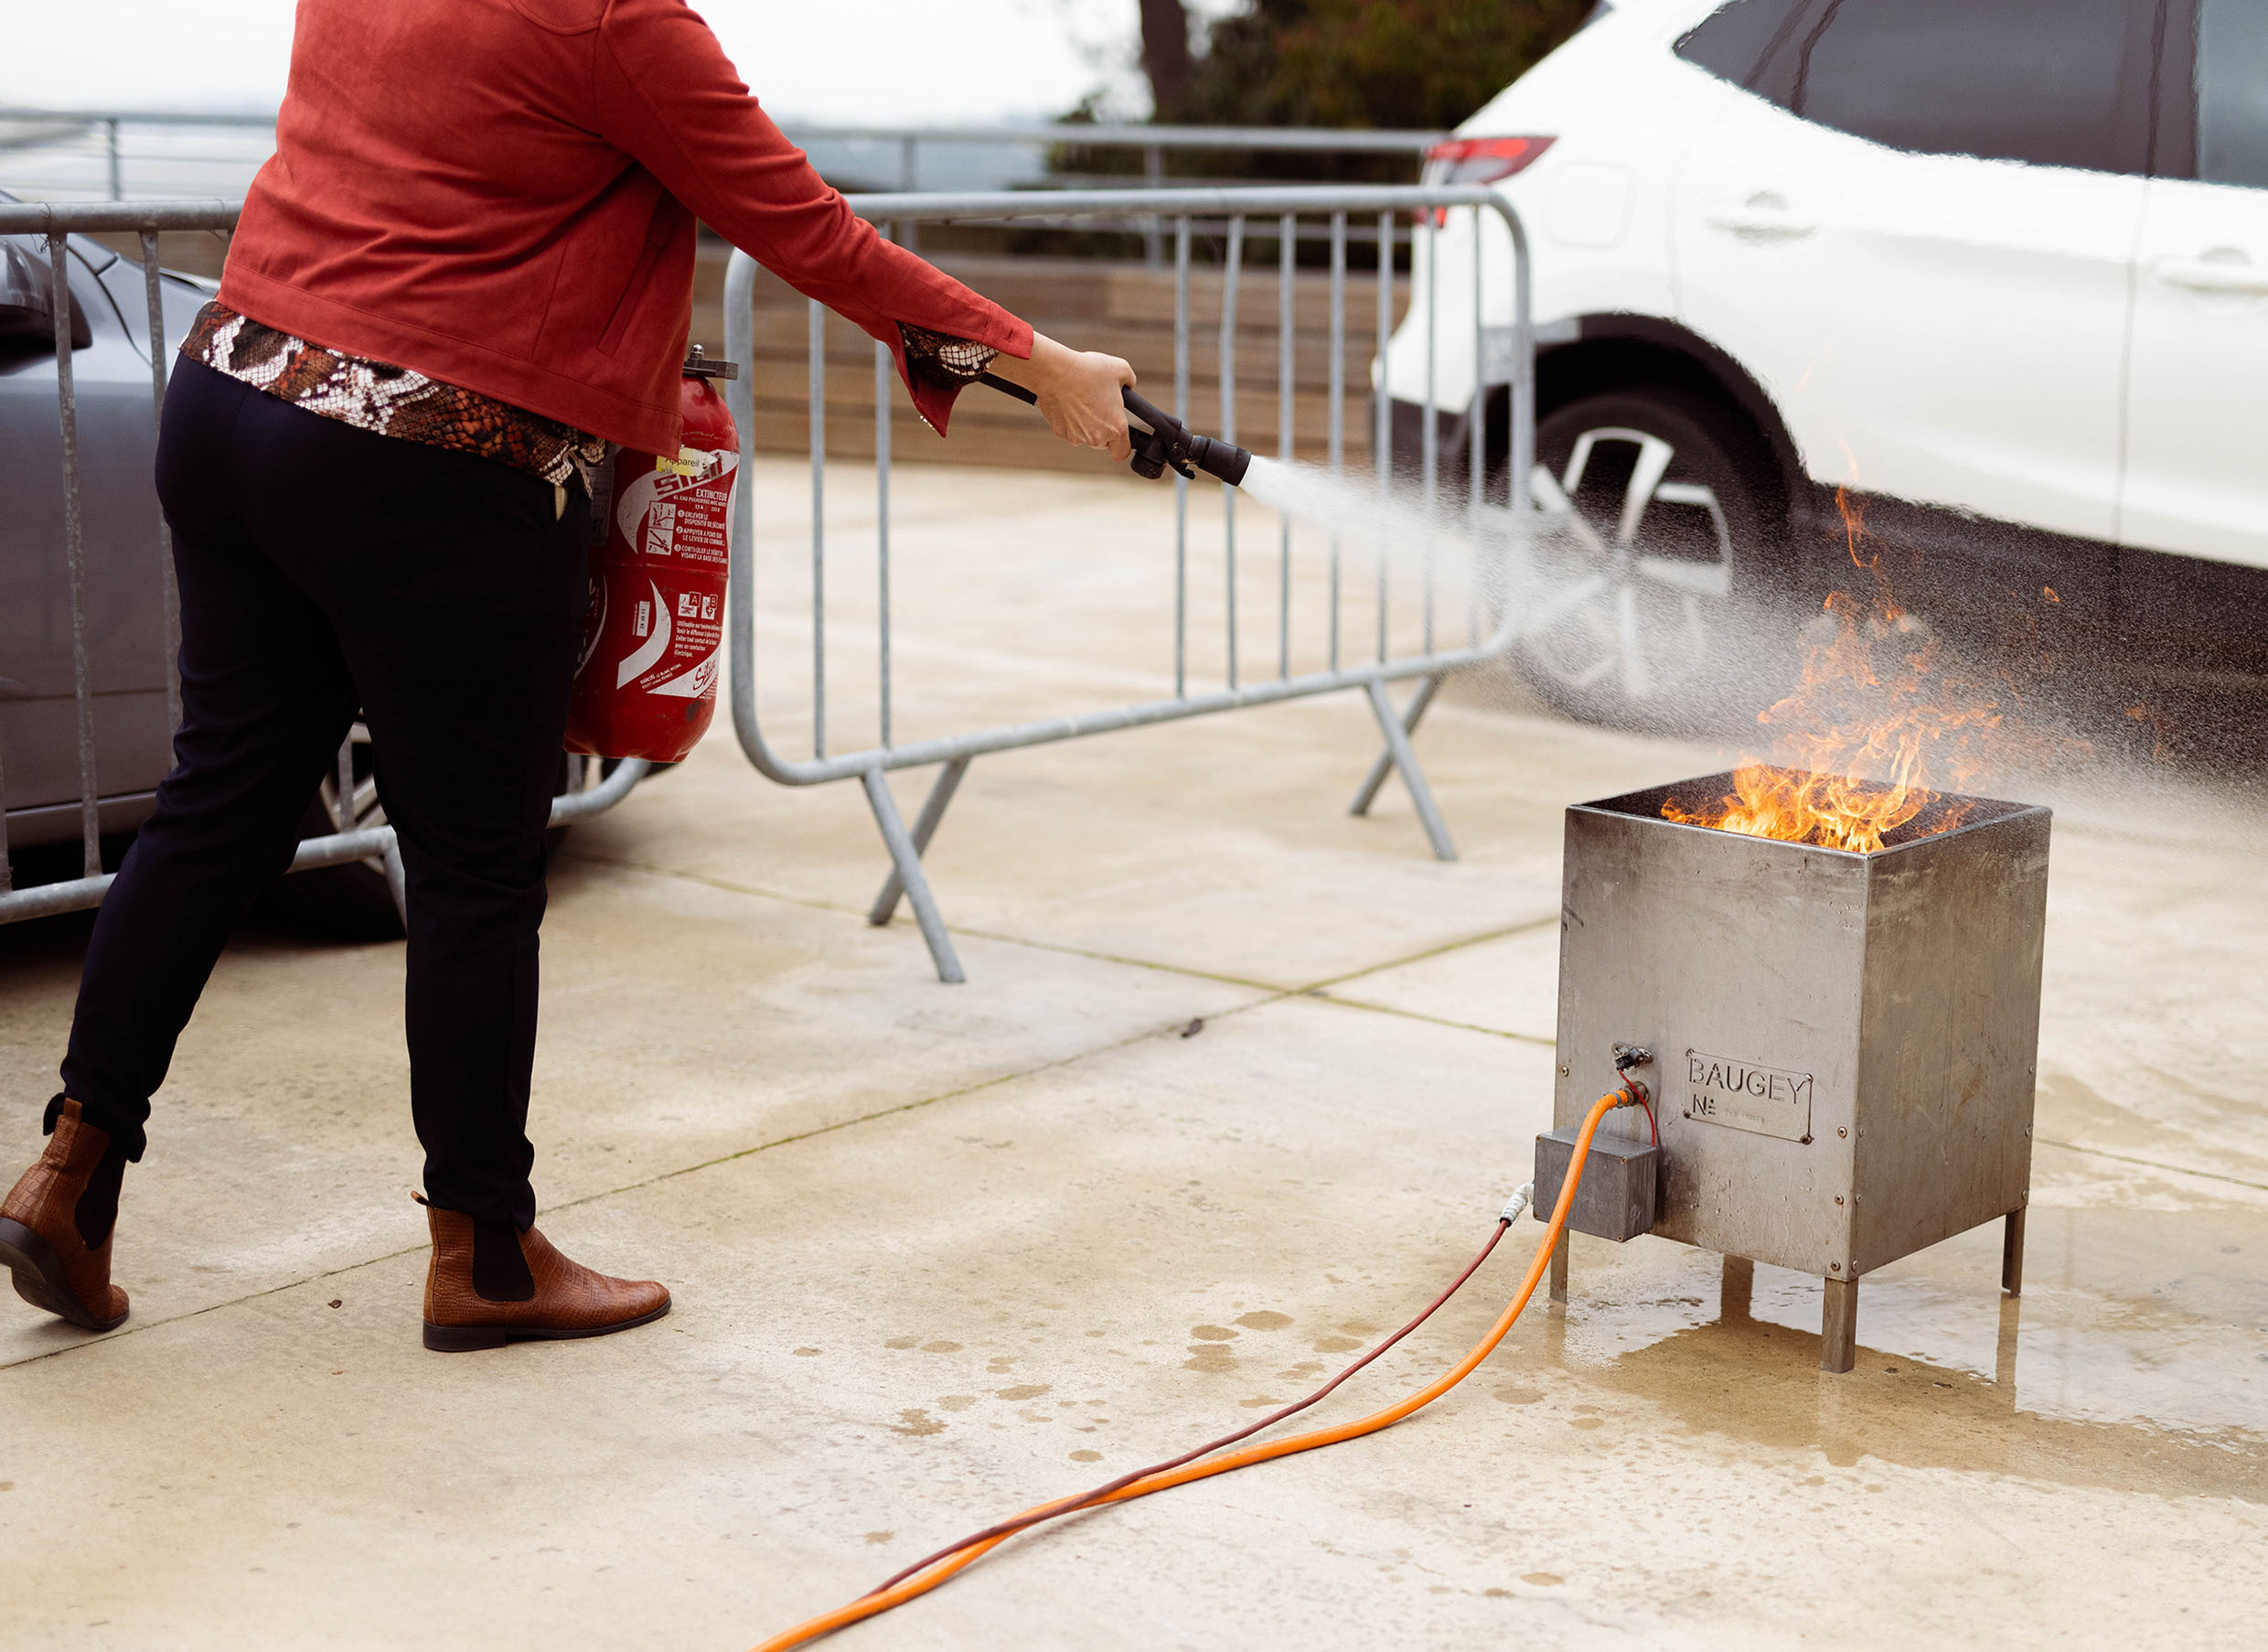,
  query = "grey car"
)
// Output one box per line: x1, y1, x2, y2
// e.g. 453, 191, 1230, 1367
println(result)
1, 212, 604, 935
1, 220, 203, 870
